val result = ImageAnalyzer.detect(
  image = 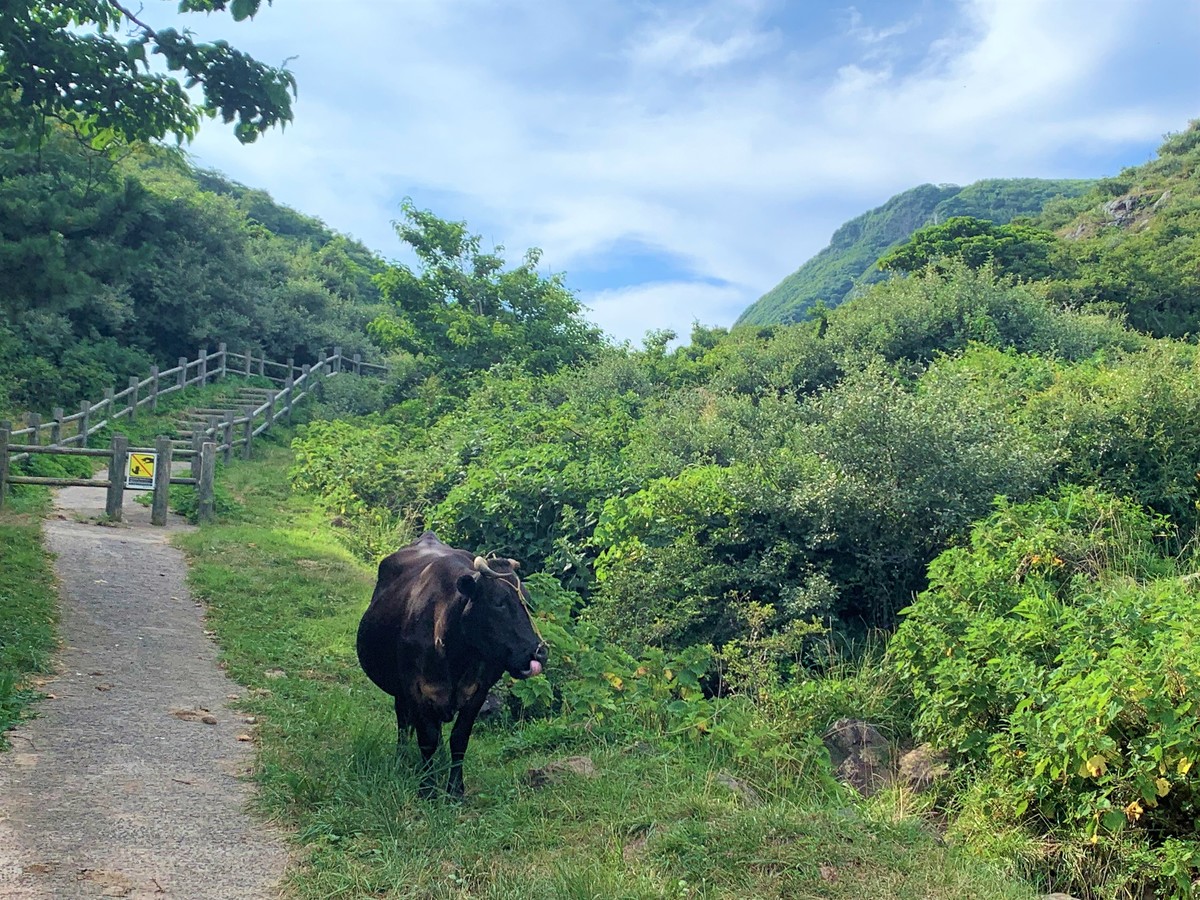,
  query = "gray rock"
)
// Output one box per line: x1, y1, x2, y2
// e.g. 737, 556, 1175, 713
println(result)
715, 771, 761, 806
897, 743, 950, 792
524, 755, 597, 788
823, 718, 891, 797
